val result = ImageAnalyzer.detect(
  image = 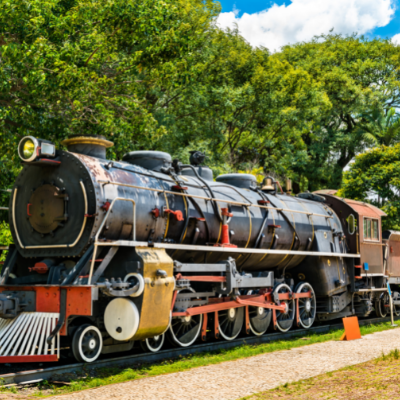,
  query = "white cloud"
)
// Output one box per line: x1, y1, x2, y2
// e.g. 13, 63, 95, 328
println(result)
217, 0, 395, 52
392, 33, 400, 44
